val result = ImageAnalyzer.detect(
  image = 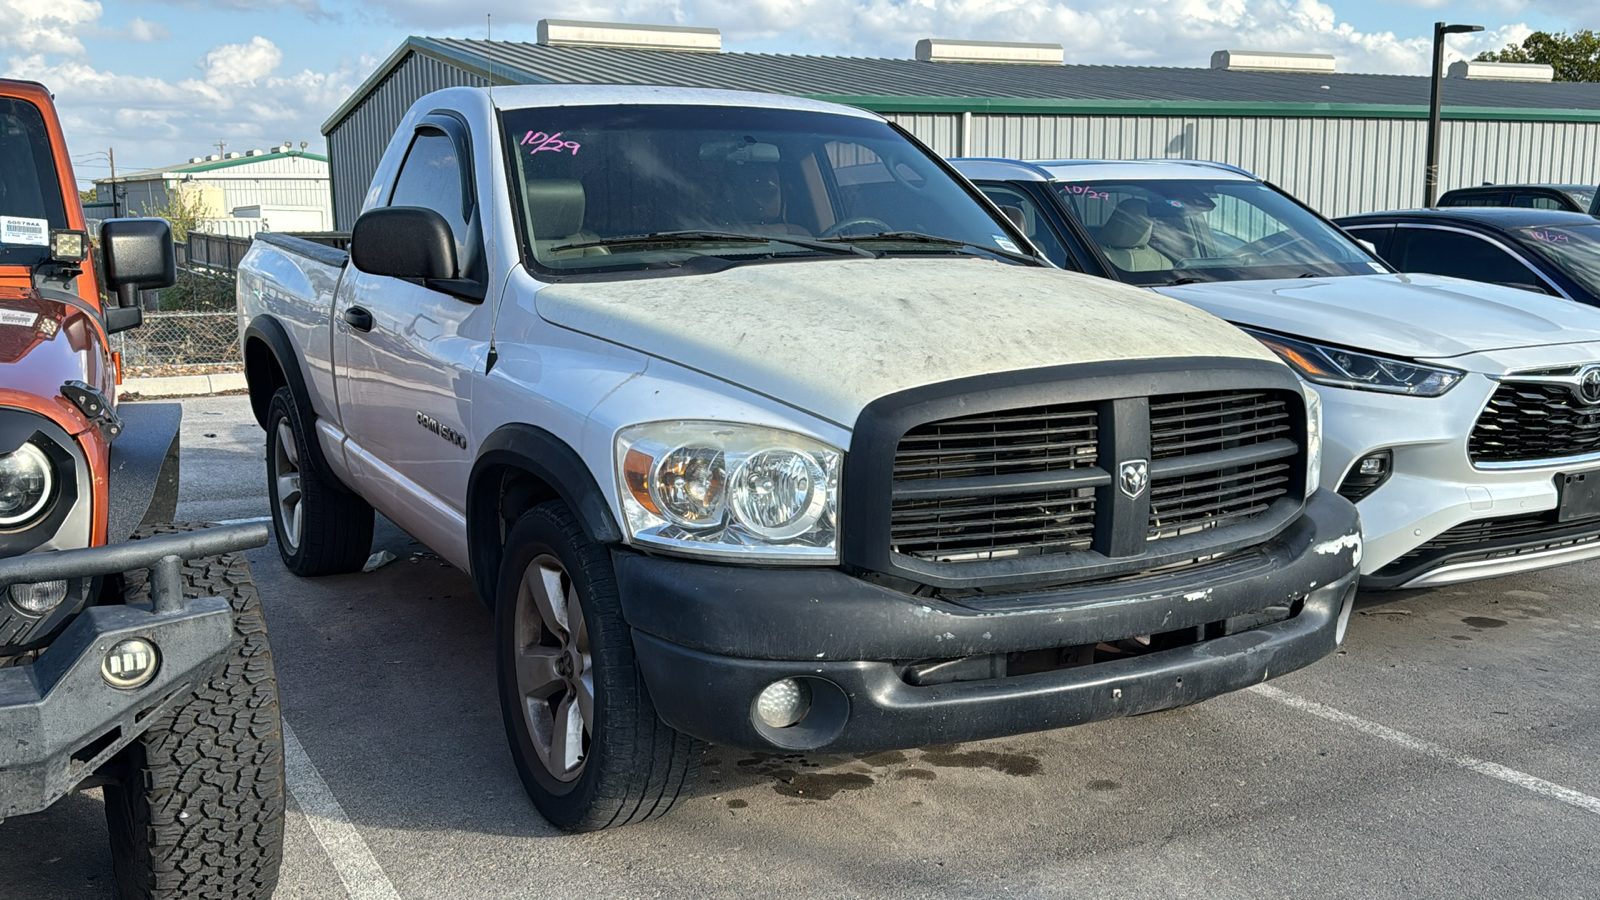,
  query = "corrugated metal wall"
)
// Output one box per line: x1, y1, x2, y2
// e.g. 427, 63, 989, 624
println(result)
887, 112, 1600, 218
327, 52, 489, 228
323, 52, 1600, 227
